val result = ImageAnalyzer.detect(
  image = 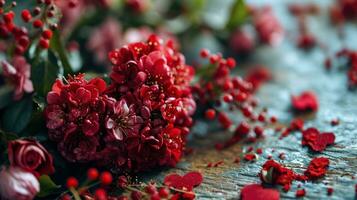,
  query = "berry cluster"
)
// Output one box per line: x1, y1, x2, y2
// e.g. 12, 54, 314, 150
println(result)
45, 35, 196, 172
62, 169, 202, 200
193, 49, 275, 148
0, 0, 57, 52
